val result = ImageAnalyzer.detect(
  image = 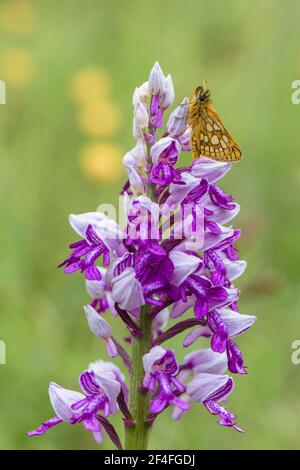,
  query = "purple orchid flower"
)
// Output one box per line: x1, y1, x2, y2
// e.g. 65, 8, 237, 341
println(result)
59, 224, 109, 280
28, 369, 121, 445
142, 346, 189, 414
173, 373, 243, 433
59, 213, 126, 280
30, 62, 255, 448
